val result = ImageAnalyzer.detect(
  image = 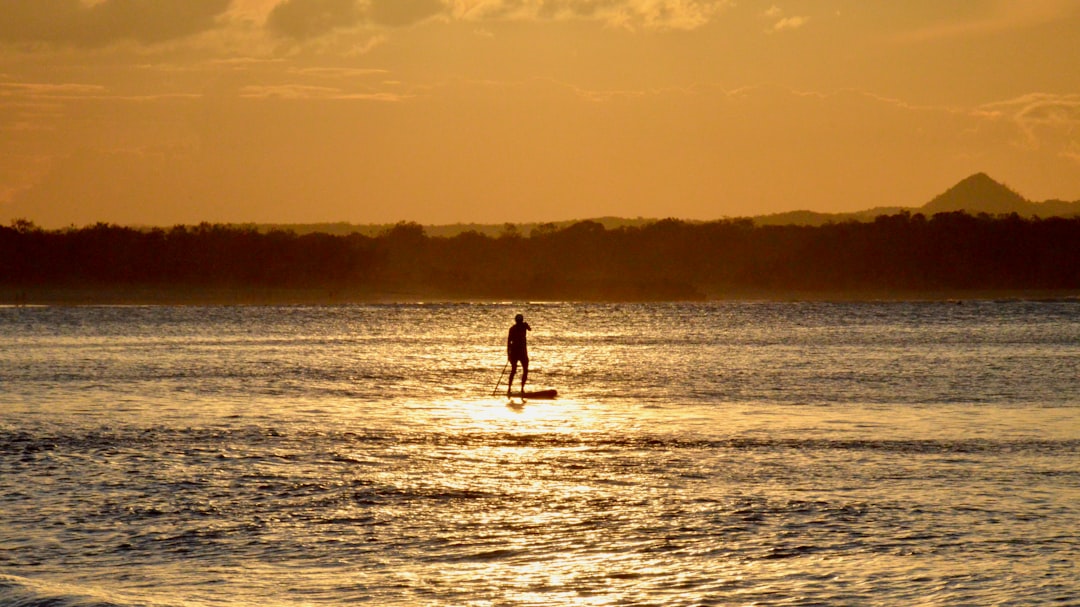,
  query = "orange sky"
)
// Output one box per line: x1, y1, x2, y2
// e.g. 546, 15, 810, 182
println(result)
2, 0, 1079, 228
